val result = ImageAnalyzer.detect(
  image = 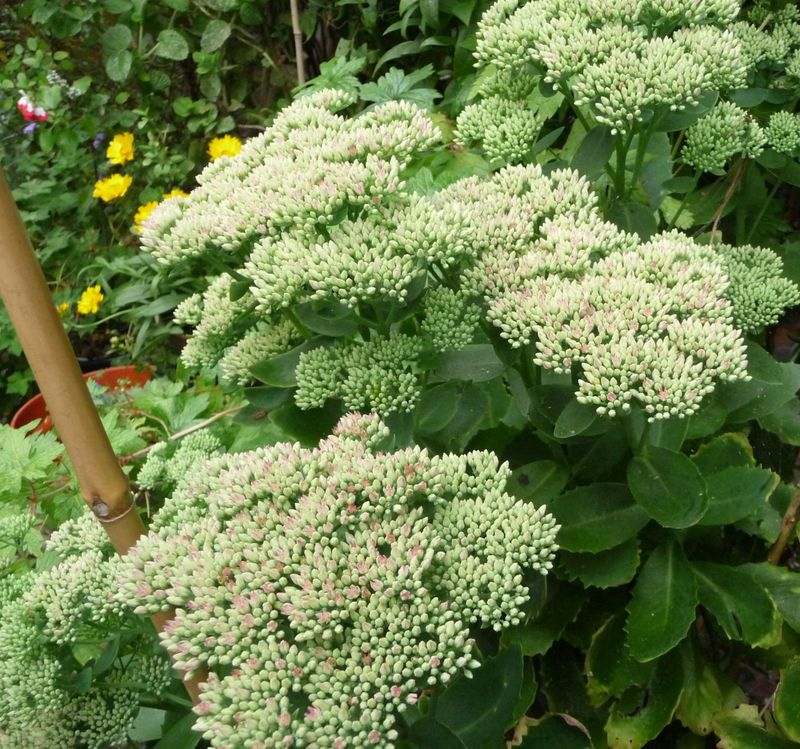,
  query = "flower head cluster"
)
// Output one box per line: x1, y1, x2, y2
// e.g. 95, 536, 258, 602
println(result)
92, 173, 132, 202
474, 0, 748, 134
682, 101, 766, 173
137, 431, 224, 495
16, 92, 48, 122
0, 513, 171, 749
116, 413, 559, 748
455, 96, 541, 163
766, 111, 800, 155
207, 134, 242, 161
76, 284, 104, 315
718, 244, 800, 334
